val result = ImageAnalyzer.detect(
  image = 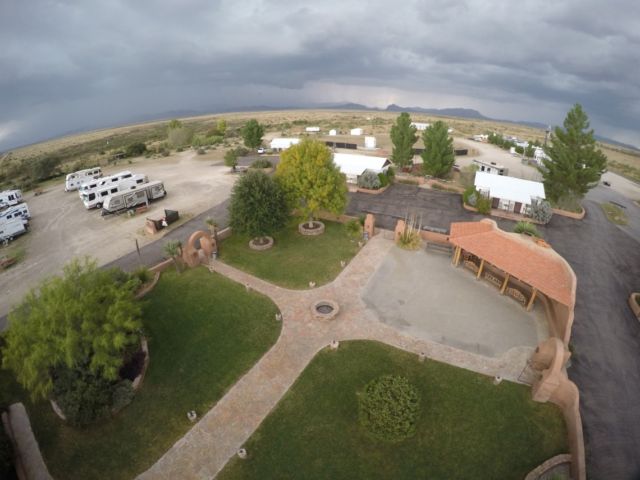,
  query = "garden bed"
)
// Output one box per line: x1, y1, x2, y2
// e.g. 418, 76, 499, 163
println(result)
219, 219, 360, 289
218, 341, 568, 480
0, 267, 281, 480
